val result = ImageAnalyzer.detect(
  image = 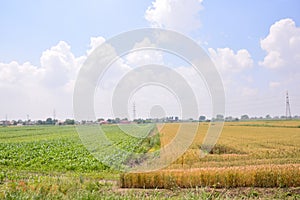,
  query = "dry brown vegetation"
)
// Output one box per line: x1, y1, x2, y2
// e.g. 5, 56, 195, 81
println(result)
121, 164, 300, 188
121, 121, 300, 188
